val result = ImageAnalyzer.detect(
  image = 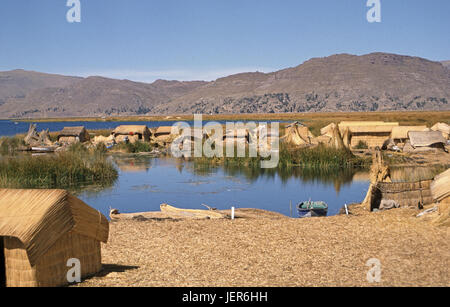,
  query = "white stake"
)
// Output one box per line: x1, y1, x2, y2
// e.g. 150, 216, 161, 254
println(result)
345, 204, 349, 216
231, 206, 235, 220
